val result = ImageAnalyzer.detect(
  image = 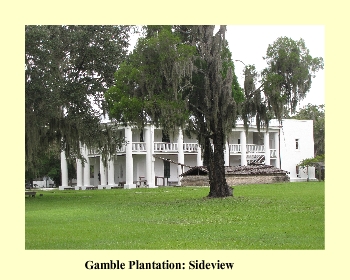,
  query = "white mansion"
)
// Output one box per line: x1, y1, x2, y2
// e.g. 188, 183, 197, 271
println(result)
59, 119, 316, 190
